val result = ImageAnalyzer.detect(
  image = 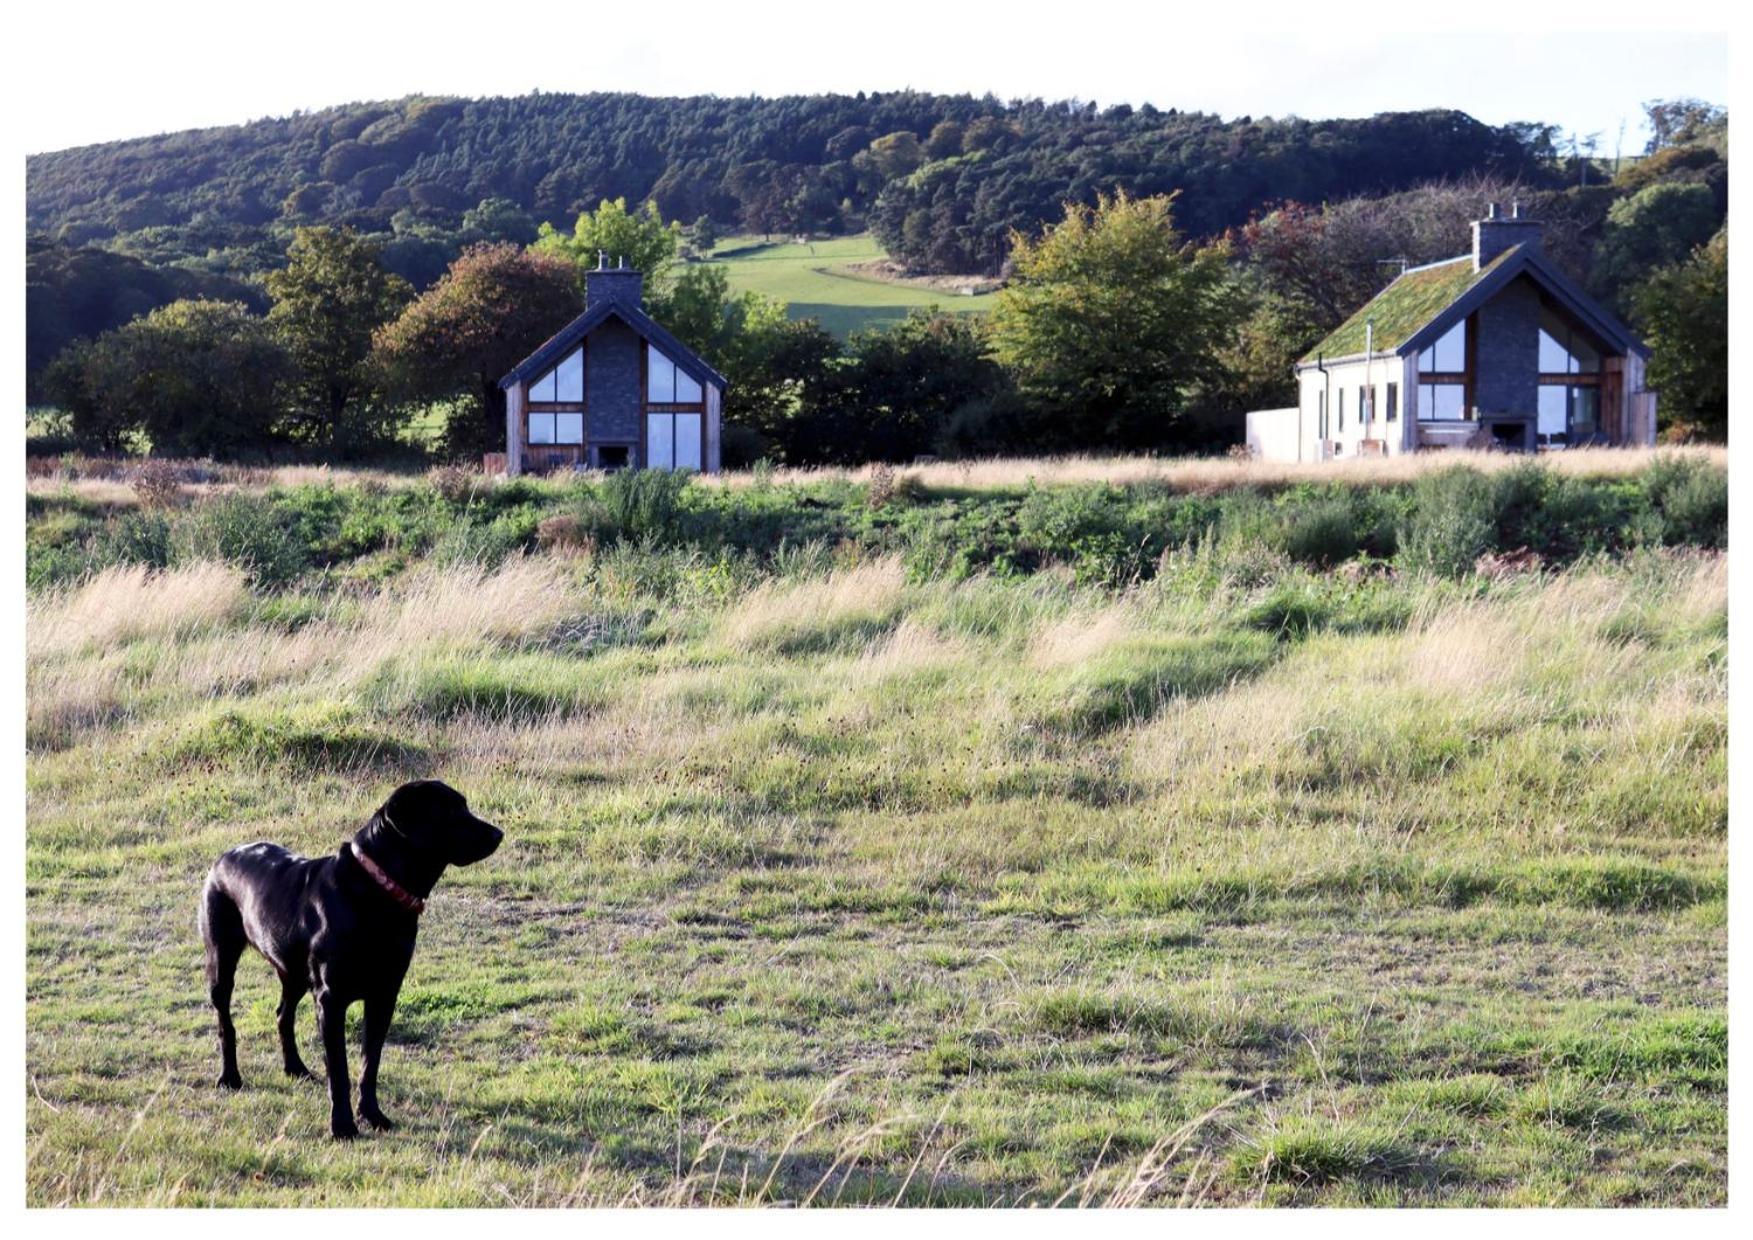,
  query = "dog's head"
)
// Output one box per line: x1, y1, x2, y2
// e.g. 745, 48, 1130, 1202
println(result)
376, 780, 503, 867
